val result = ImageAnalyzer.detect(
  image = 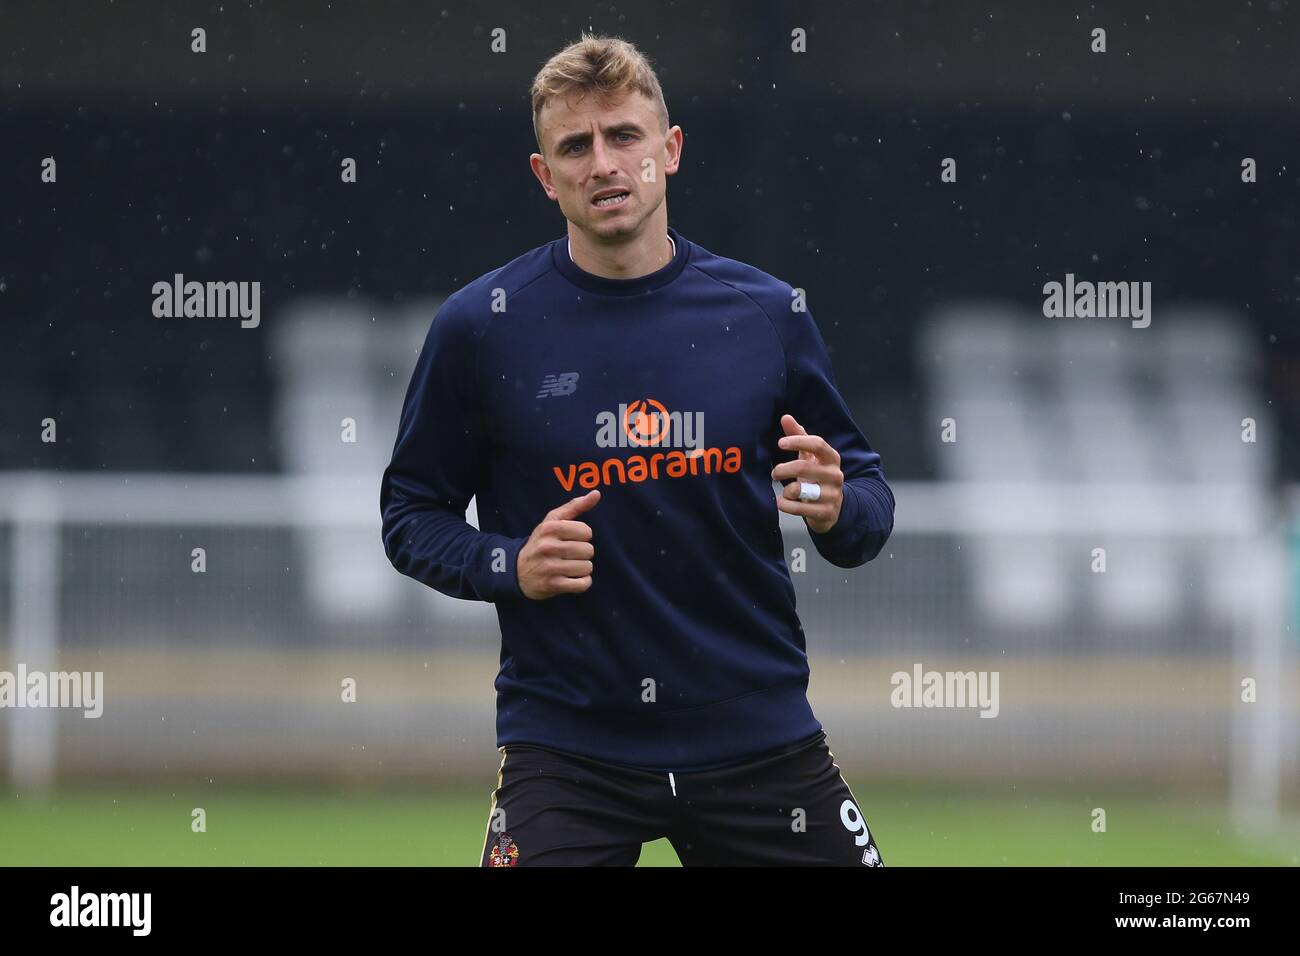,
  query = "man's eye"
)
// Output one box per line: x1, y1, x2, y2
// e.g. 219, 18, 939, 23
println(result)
565, 133, 632, 154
